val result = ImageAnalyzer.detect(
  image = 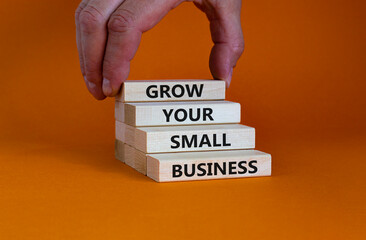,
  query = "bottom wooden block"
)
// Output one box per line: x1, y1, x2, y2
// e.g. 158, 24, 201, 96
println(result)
116, 140, 271, 182
147, 150, 271, 182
